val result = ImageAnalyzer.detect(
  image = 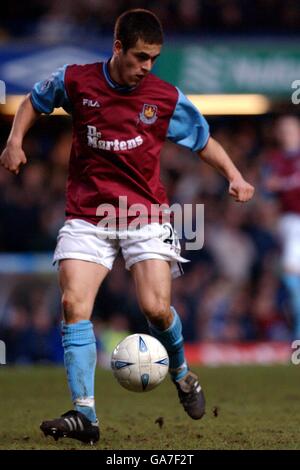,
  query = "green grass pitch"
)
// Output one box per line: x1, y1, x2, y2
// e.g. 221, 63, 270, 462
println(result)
0, 365, 299, 450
